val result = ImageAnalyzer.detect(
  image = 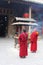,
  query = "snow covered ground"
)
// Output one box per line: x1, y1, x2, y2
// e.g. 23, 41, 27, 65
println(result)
0, 38, 43, 65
